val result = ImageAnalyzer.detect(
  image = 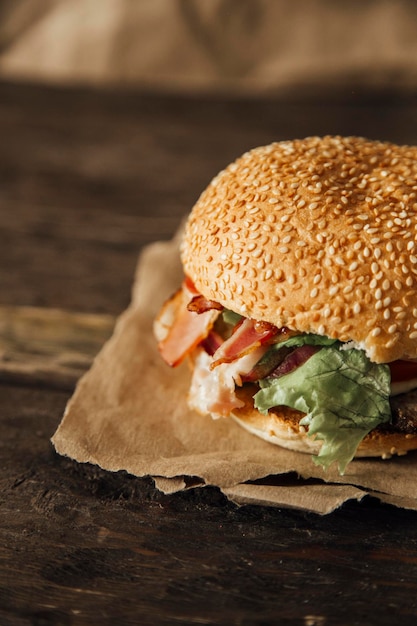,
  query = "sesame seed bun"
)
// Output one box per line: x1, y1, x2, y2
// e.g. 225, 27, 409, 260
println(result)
181, 135, 417, 364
